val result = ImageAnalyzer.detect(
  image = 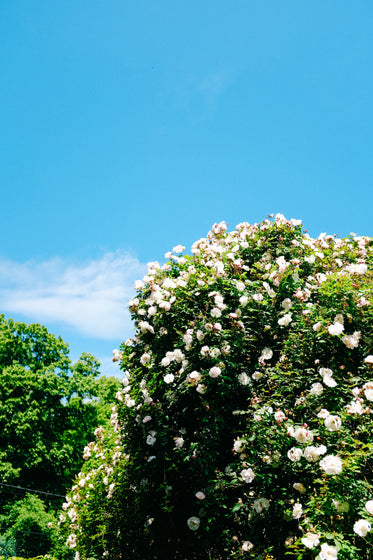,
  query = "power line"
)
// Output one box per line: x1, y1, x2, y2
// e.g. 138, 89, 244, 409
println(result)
0, 482, 65, 499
